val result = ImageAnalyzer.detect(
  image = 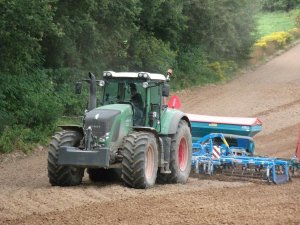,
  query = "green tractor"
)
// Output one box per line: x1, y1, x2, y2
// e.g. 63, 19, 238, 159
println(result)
48, 71, 192, 189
